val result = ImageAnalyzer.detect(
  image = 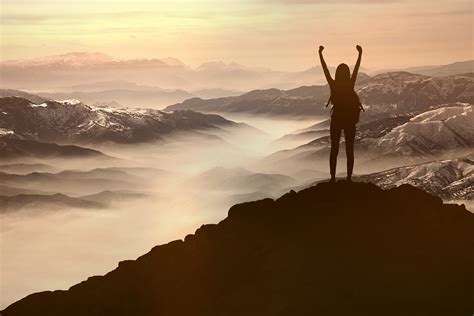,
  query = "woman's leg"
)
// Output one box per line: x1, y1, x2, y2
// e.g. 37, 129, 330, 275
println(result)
330, 120, 342, 181
344, 124, 356, 181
